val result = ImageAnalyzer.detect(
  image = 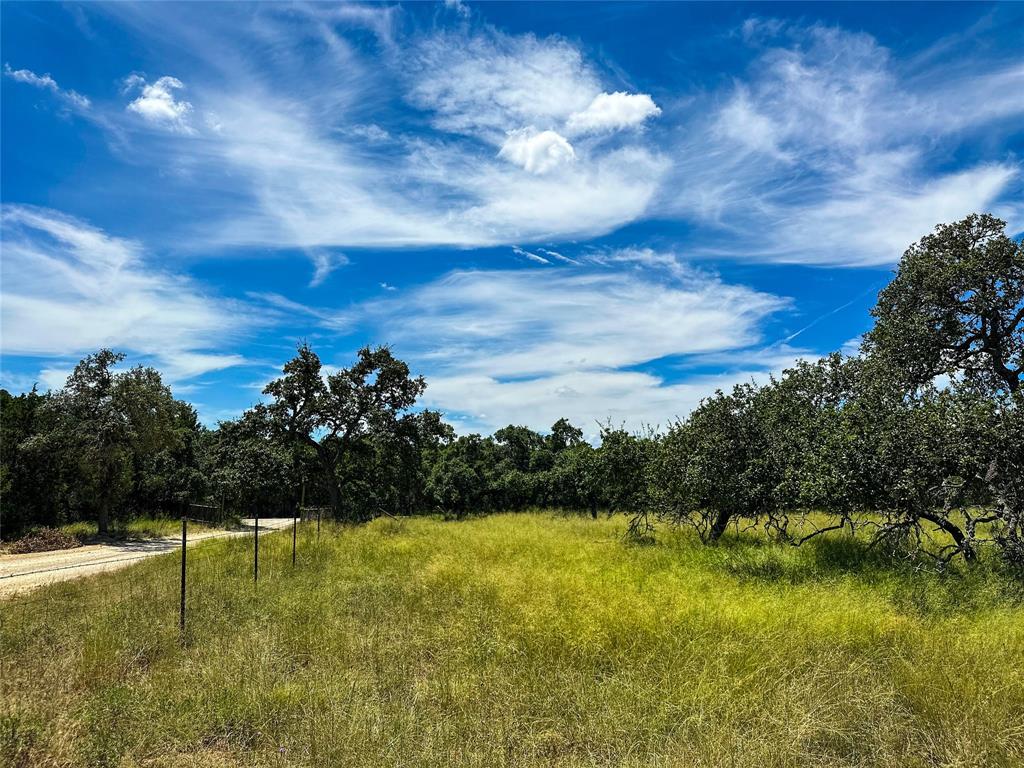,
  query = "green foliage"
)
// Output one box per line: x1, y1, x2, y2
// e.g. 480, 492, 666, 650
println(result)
2, 351, 205, 537
426, 434, 491, 517
421, 420, 614, 518
636, 215, 1023, 565
864, 213, 1024, 394
204, 407, 297, 515
261, 343, 429, 521
595, 426, 653, 515
0, 386, 63, 537
649, 386, 769, 541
